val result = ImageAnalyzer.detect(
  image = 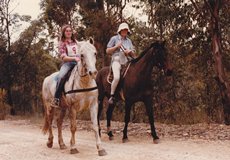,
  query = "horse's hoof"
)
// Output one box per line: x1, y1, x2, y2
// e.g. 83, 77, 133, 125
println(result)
98, 149, 107, 156
46, 142, 53, 148
60, 144, 67, 150
122, 138, 129, 143
153, 138, 160, 144
70, 148, 79, 154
